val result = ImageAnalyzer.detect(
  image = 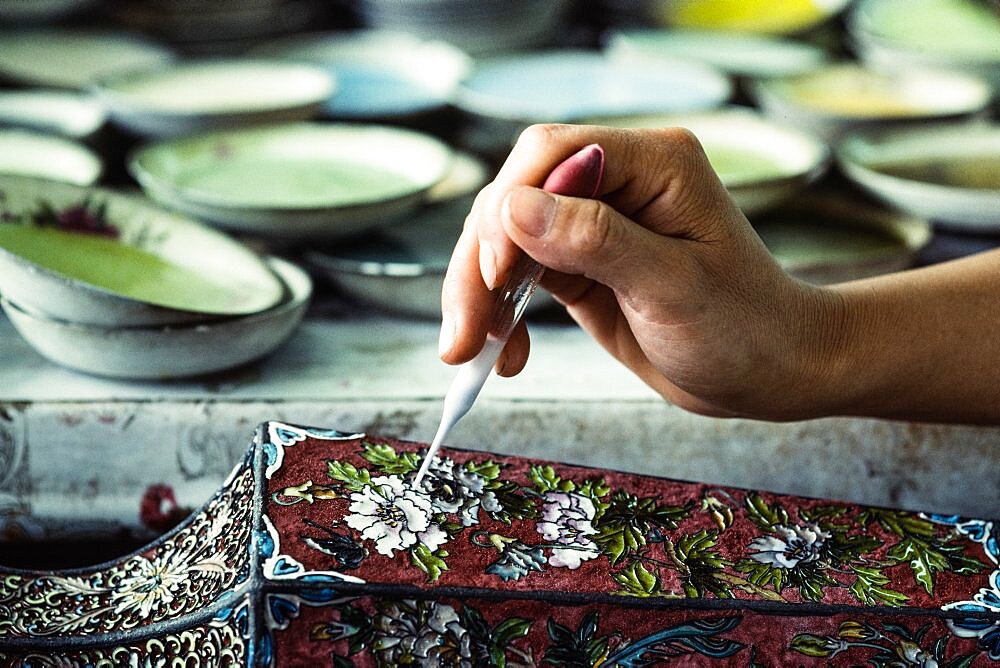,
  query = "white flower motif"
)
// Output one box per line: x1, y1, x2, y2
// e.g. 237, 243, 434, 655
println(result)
411, 456, 500, 526
536, 492, 600, 569
345, 475, 448, 557
111, 557, 189, 617
749, 523, 831, 569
